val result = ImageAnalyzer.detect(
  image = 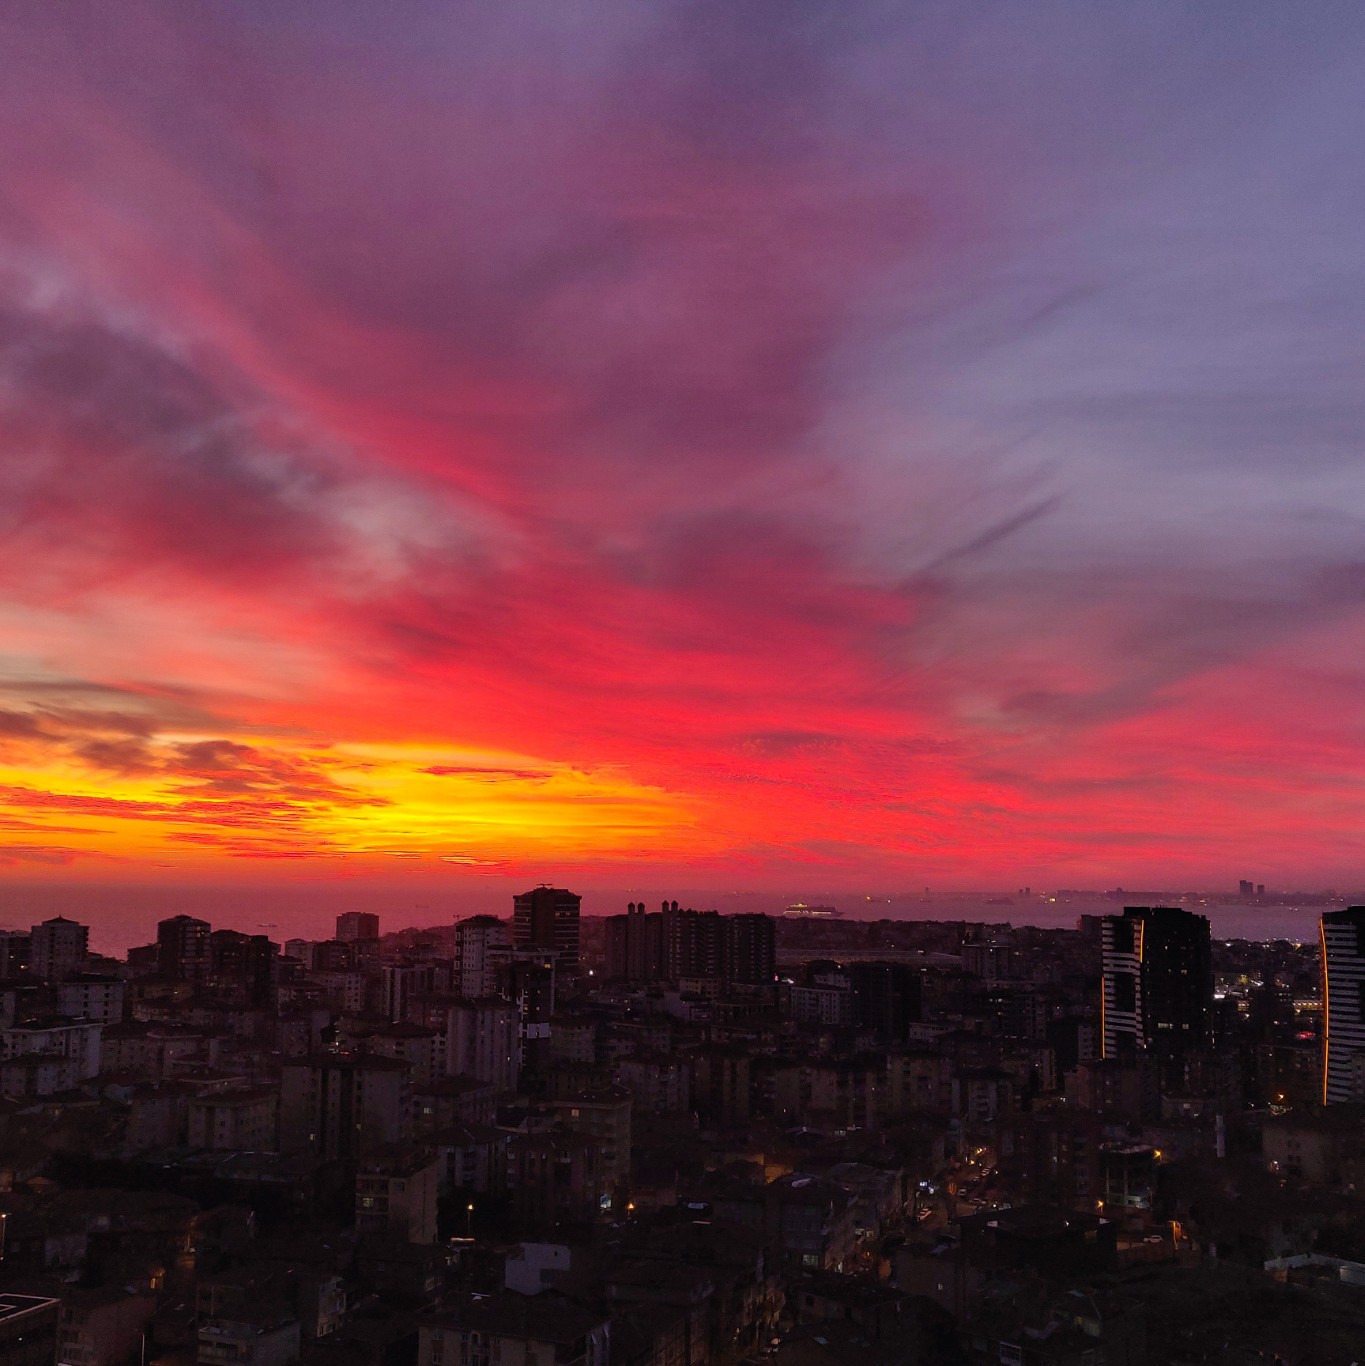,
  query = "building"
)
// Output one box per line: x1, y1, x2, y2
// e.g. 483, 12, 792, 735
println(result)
727, 913, 777, 984
848, 961, 922, 1041
197, 1312, 300, 1366
1322, 906, 1365, 1104
55, 975, 125, 1025
355, 1147, 439, 1244
547, 1088, 632, 1211
279, 1054, 410, 1159
455, 914, 513, 997
208, 931, 278, 1006
605, 903, 666, 982
29, 917, 88, 981
1, 1019, 102, 1079
0, 931, 30, 980
188, 1087, 280, 1152
336, 911, 380, 942
1100, 906, 1212, 1064
513, 887, 582, 972
158, 915, 213, 983
445, 998, 521, 1090
0, 1294, 59, 1366
56, 1286, 156, 1366
509, 1129, 612, 1228
419, 1294, 610, 1366
495, 951, 557, 1075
